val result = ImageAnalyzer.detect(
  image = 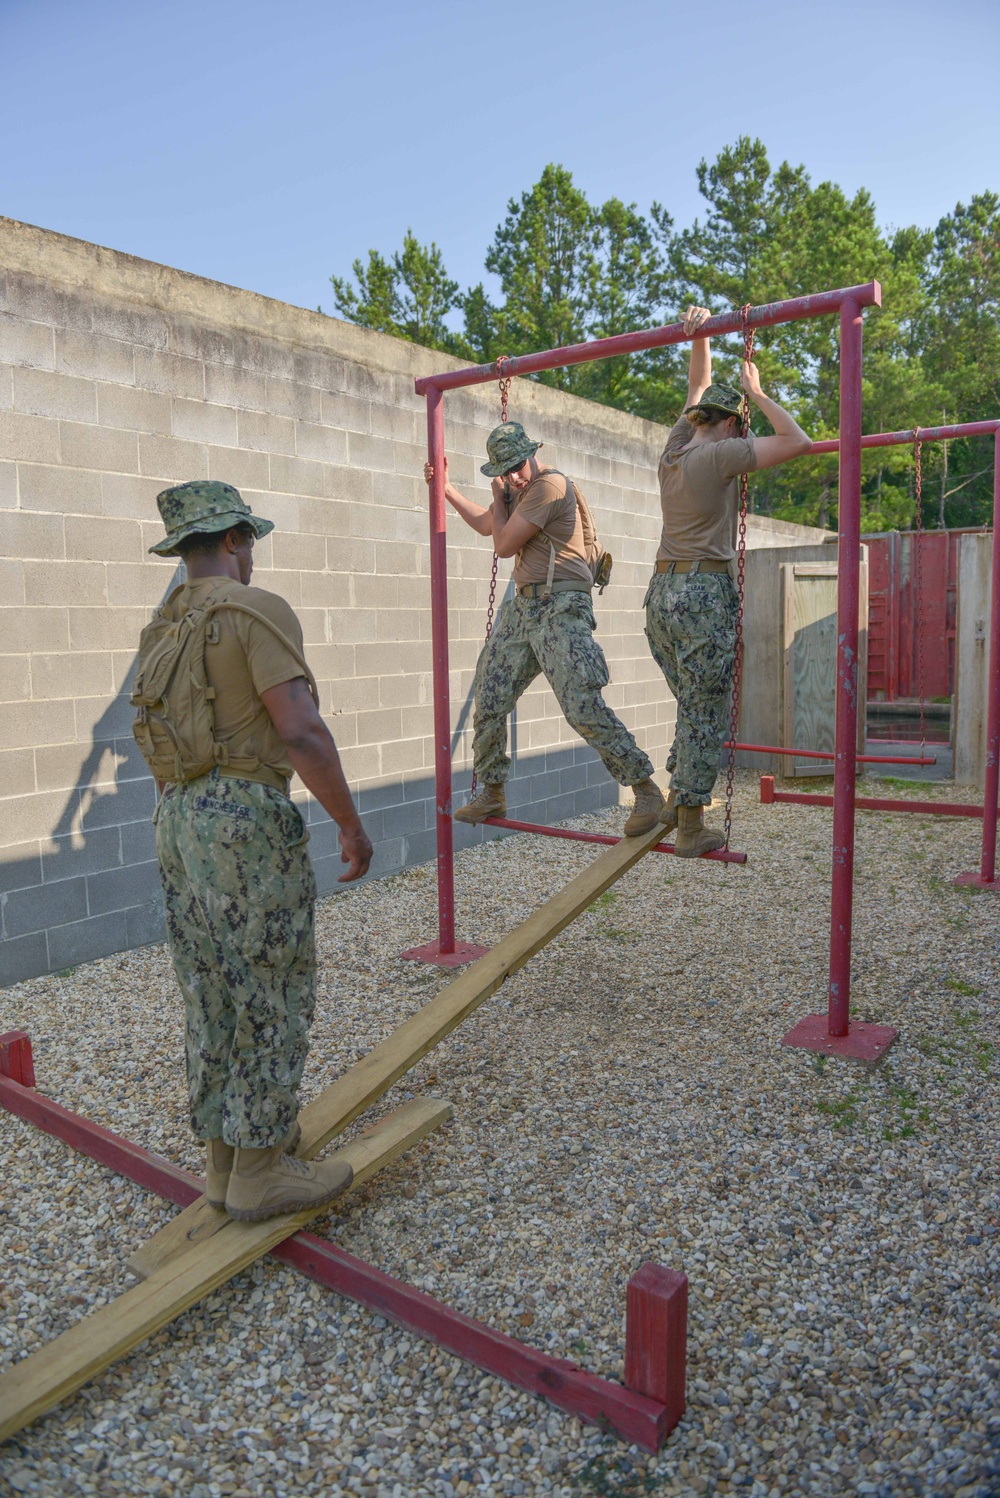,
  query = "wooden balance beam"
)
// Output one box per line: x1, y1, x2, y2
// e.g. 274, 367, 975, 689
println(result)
129, 818, 669, 1281
0, 1096, 450, 1443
